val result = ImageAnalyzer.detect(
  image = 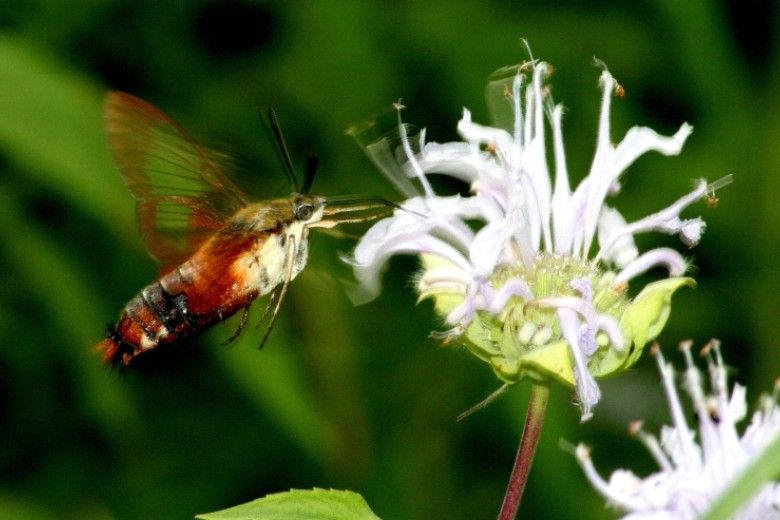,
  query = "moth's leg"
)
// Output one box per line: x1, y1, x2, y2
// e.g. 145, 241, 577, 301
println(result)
222, 305, 251, 346
257, 285, 281, 328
